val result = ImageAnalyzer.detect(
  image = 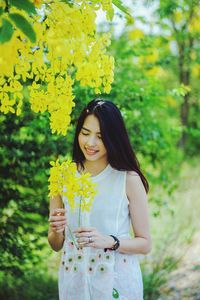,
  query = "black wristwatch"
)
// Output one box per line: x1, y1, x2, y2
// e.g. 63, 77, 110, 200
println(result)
104, 235, 120, 252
